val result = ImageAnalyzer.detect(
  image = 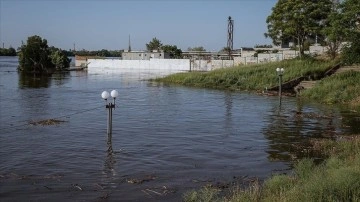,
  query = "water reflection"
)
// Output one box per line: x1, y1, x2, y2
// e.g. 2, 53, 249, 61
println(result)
224, 91, 233, 136
264, 101, 340, 164
104, 139, 116, 176
52, 72, 70, 86
18, 71, 71, 88
18, 72, 52, 88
